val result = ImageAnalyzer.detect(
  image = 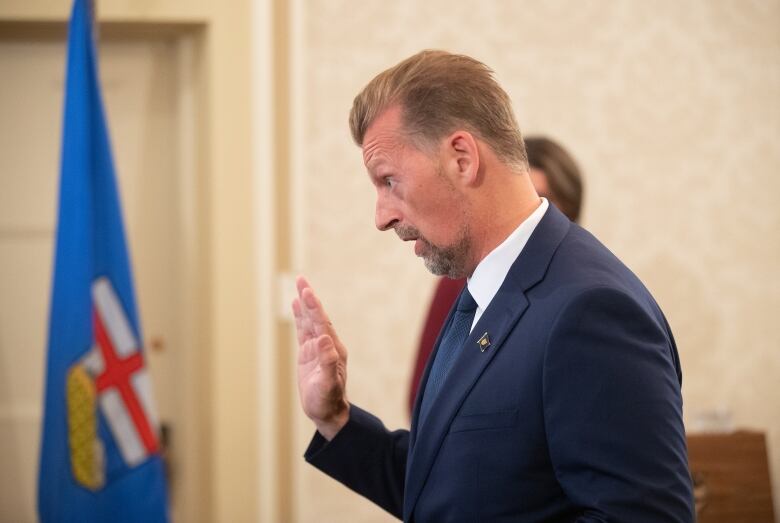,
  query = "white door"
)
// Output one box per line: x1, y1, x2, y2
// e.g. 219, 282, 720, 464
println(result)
0, 28, 207, 523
